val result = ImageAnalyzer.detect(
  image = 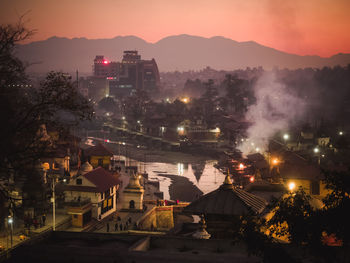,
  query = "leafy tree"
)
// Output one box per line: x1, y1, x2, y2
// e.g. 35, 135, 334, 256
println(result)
123, 89, 150, 124
0, 21, 92, 226
98, 96, 117, 112
322, 169, 350, 245
223, 74, 254, 115
267, 187, 322, 246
